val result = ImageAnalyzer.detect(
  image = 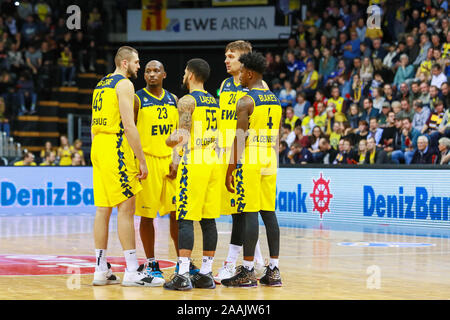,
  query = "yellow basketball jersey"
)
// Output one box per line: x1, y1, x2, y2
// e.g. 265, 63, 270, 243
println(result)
218, 77, 248, 149
187, 89, 220, 151
245, 88, 282, 149
91, 73, 128, 135
135, 88, 178, 157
